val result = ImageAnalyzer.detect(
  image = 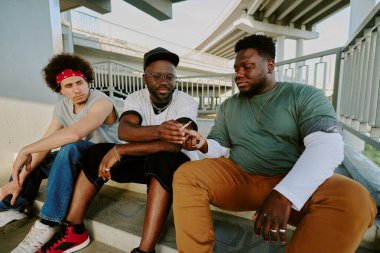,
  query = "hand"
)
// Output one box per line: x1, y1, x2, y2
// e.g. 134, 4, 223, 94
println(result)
98, 145, 120, 180
181, 129, 206, 151
12, 151, 32, 188
253, 190, 291, 244
0, 181, 22, 206
158, 120, 186, 144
